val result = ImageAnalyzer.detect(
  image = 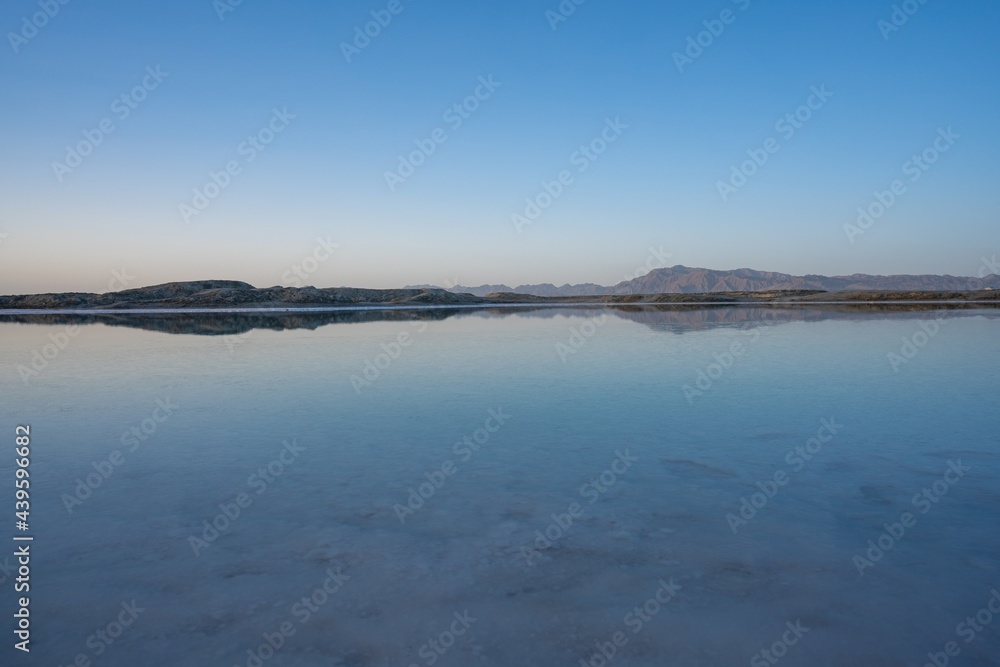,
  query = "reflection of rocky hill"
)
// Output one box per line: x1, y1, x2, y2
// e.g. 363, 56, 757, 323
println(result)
606, 303, 1000, 335
0, 309, 467, 336
6, 303, 991, 337
478, 303, 1000, 335
608, 306, 825, 333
